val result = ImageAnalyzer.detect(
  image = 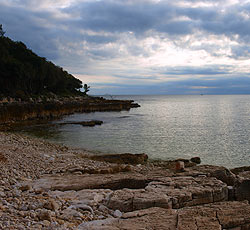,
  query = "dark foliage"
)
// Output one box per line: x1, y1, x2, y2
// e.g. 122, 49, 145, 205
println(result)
0, 36, 83, 99
0, 24, 5, 37
83, 84, 90, 95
